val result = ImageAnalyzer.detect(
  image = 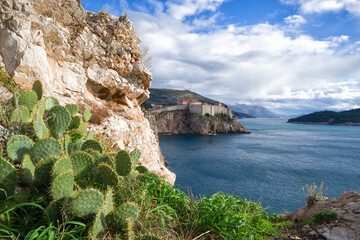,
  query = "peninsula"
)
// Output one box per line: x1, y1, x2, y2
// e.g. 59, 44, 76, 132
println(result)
288, 109, 360, 125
